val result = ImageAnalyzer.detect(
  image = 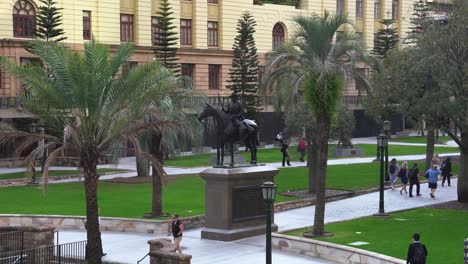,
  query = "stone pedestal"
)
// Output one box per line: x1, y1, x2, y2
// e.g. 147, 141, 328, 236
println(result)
200, 166, 279, 241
